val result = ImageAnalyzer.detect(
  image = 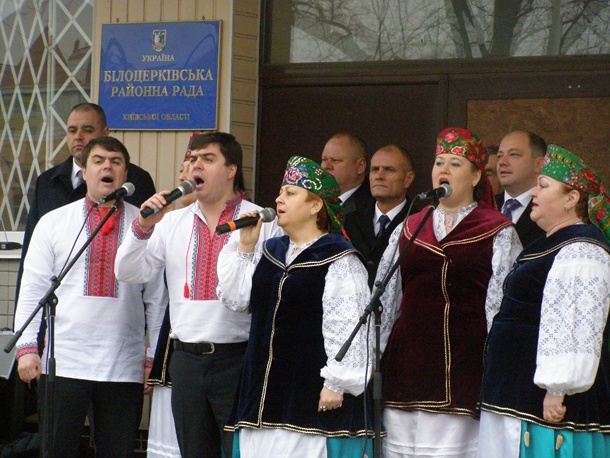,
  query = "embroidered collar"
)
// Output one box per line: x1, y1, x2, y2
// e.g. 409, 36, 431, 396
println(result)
84, 195, 123, 235
437, 202, 478, 220
434, 202, 478, 238
226, 192, 246, 209
286, 234, 325, 265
